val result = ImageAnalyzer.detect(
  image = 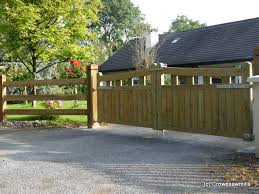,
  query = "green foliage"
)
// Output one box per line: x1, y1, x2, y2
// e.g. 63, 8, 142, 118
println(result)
94, 0, 153, 59
4, 67, 33, 96
6, 67, 32, 81
169, 15, 207, 32
72, 100, 80, 108
0, 0, 101, 77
